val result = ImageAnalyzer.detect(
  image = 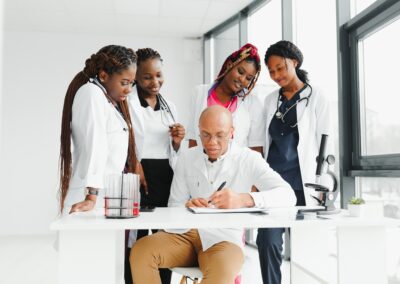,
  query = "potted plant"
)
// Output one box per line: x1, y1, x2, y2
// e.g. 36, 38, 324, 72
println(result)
347, 197, 365, 217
